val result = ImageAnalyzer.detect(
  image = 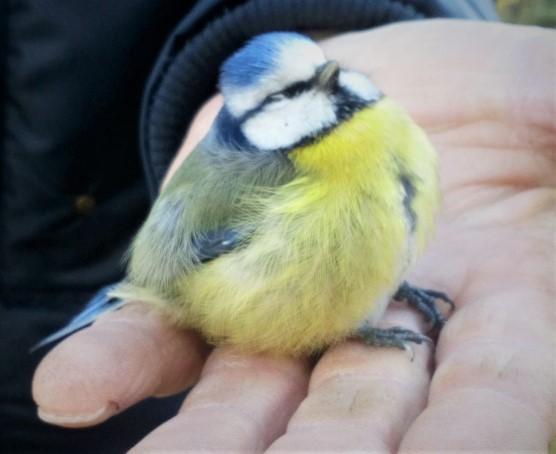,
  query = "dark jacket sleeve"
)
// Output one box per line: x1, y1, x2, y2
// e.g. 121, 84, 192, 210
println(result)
1, 2, 190, 453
